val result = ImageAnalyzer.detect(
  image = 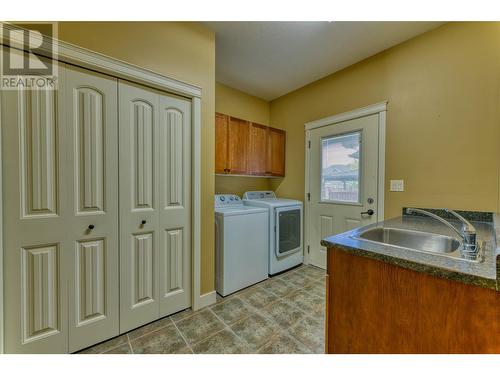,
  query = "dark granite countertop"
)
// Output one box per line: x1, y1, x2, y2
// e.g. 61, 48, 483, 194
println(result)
321, 211, 499, 291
